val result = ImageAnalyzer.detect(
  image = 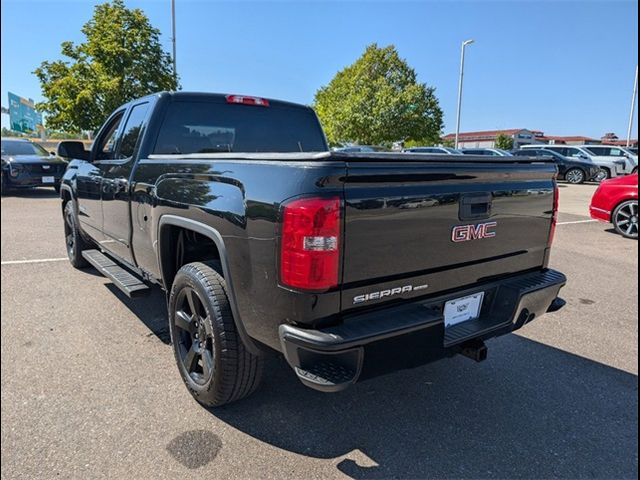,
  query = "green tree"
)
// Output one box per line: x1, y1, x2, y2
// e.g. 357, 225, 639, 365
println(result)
48, 131, 83, 140
314, 44, 443, 146
494, 133, 514, 151
1, 127, 22, 137
34, 0, 177, 132
404, 138, 435, 149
